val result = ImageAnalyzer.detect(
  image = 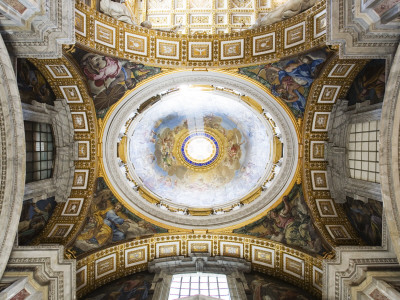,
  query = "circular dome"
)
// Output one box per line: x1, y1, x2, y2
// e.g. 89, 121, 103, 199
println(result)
101, 71, 299, 229
128, 89, 272, 208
